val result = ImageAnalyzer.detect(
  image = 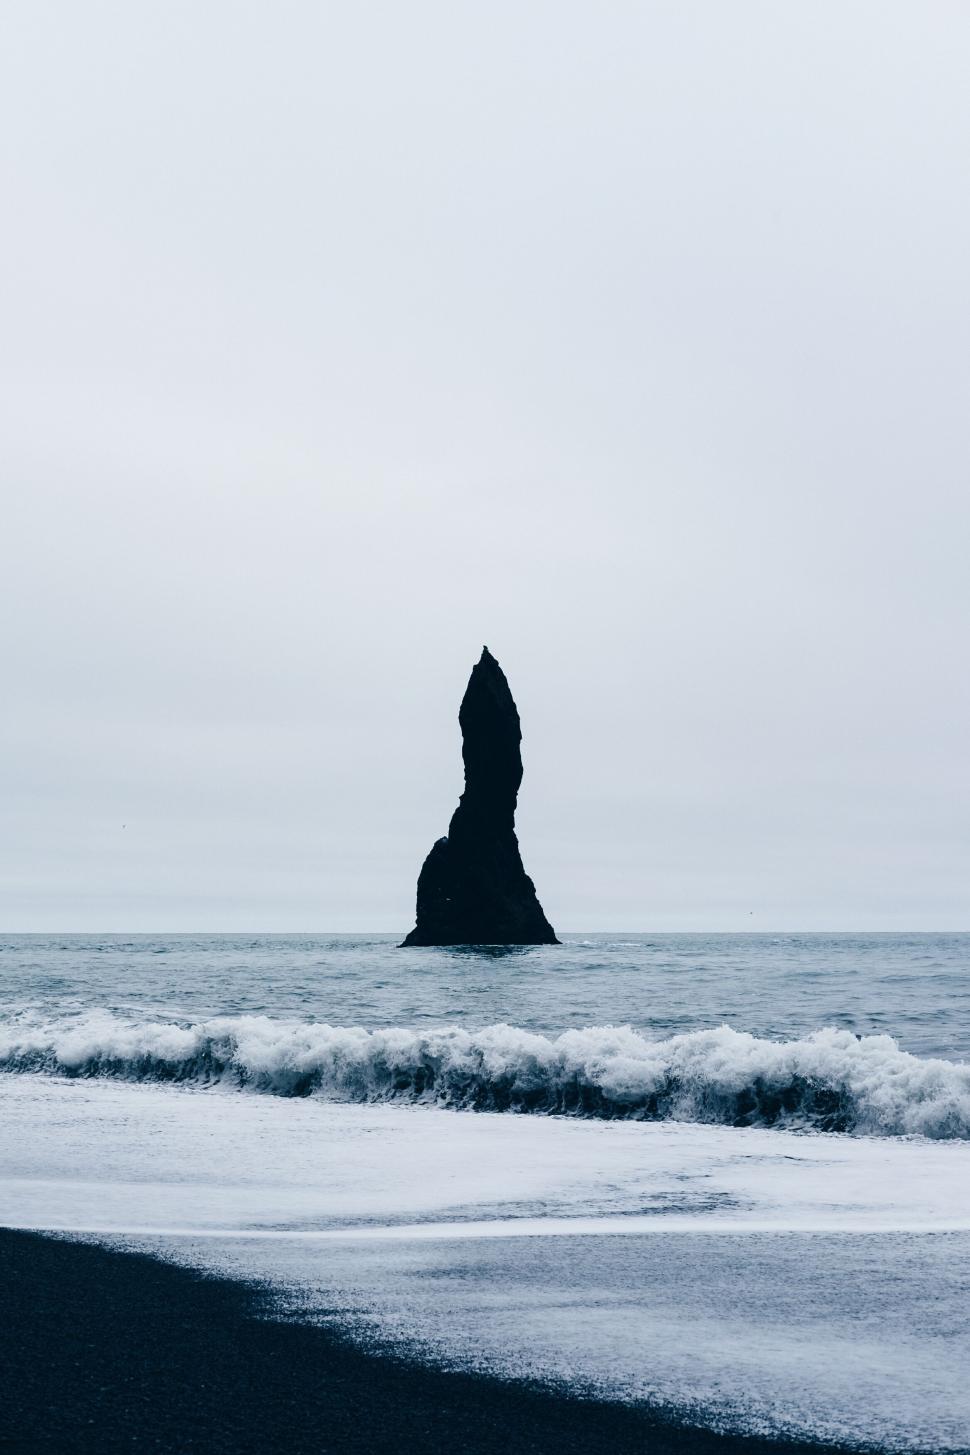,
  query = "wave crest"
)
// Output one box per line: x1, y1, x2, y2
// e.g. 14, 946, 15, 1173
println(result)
1, 1014, 969, 1138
